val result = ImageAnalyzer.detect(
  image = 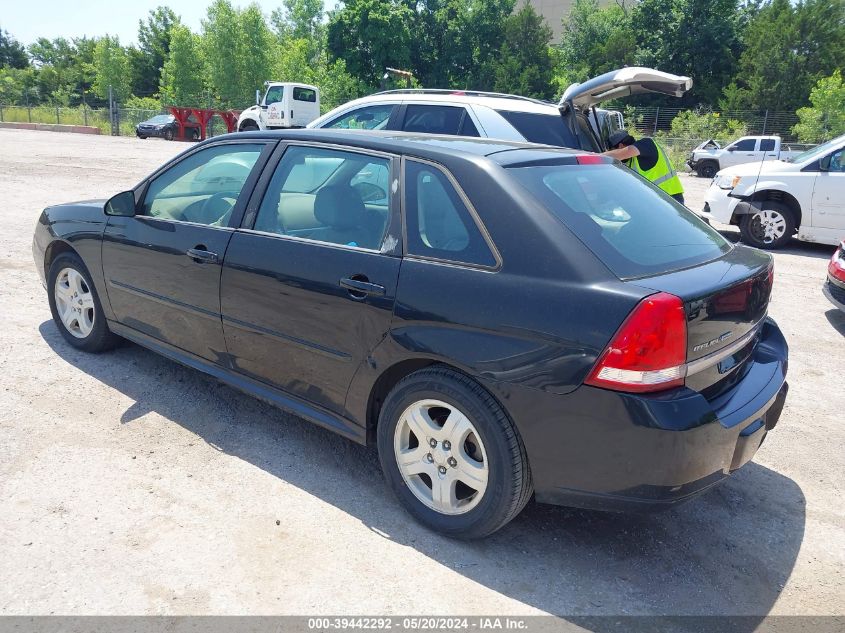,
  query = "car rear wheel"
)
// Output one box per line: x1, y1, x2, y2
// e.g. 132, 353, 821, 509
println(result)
377, 366, 532, 538
191, 128, 200, 141
47, 253, 121, 353
697, 161, 718, 179
739, 202, 795, 249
